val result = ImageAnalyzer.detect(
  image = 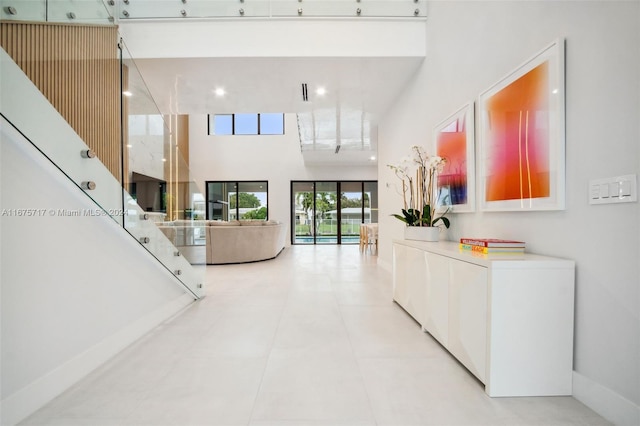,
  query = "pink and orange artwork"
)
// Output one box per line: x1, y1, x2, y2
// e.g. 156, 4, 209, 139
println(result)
437, 113, 469, 206
484, 61, 550, 202
479, 39, 565, 211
